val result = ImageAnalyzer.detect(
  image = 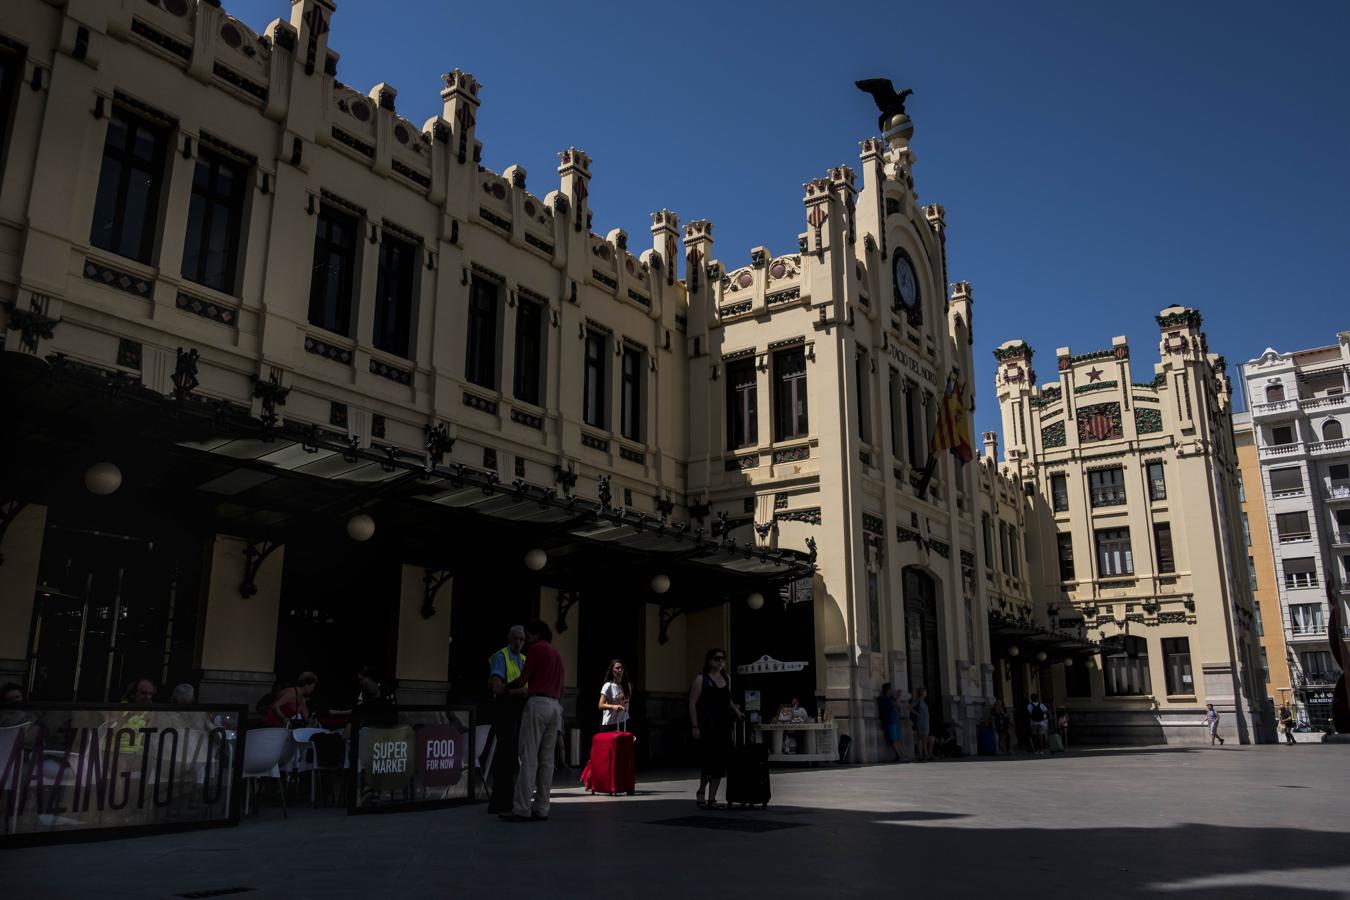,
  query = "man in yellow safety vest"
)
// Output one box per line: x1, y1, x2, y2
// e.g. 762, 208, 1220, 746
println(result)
486, 625, 527, 813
